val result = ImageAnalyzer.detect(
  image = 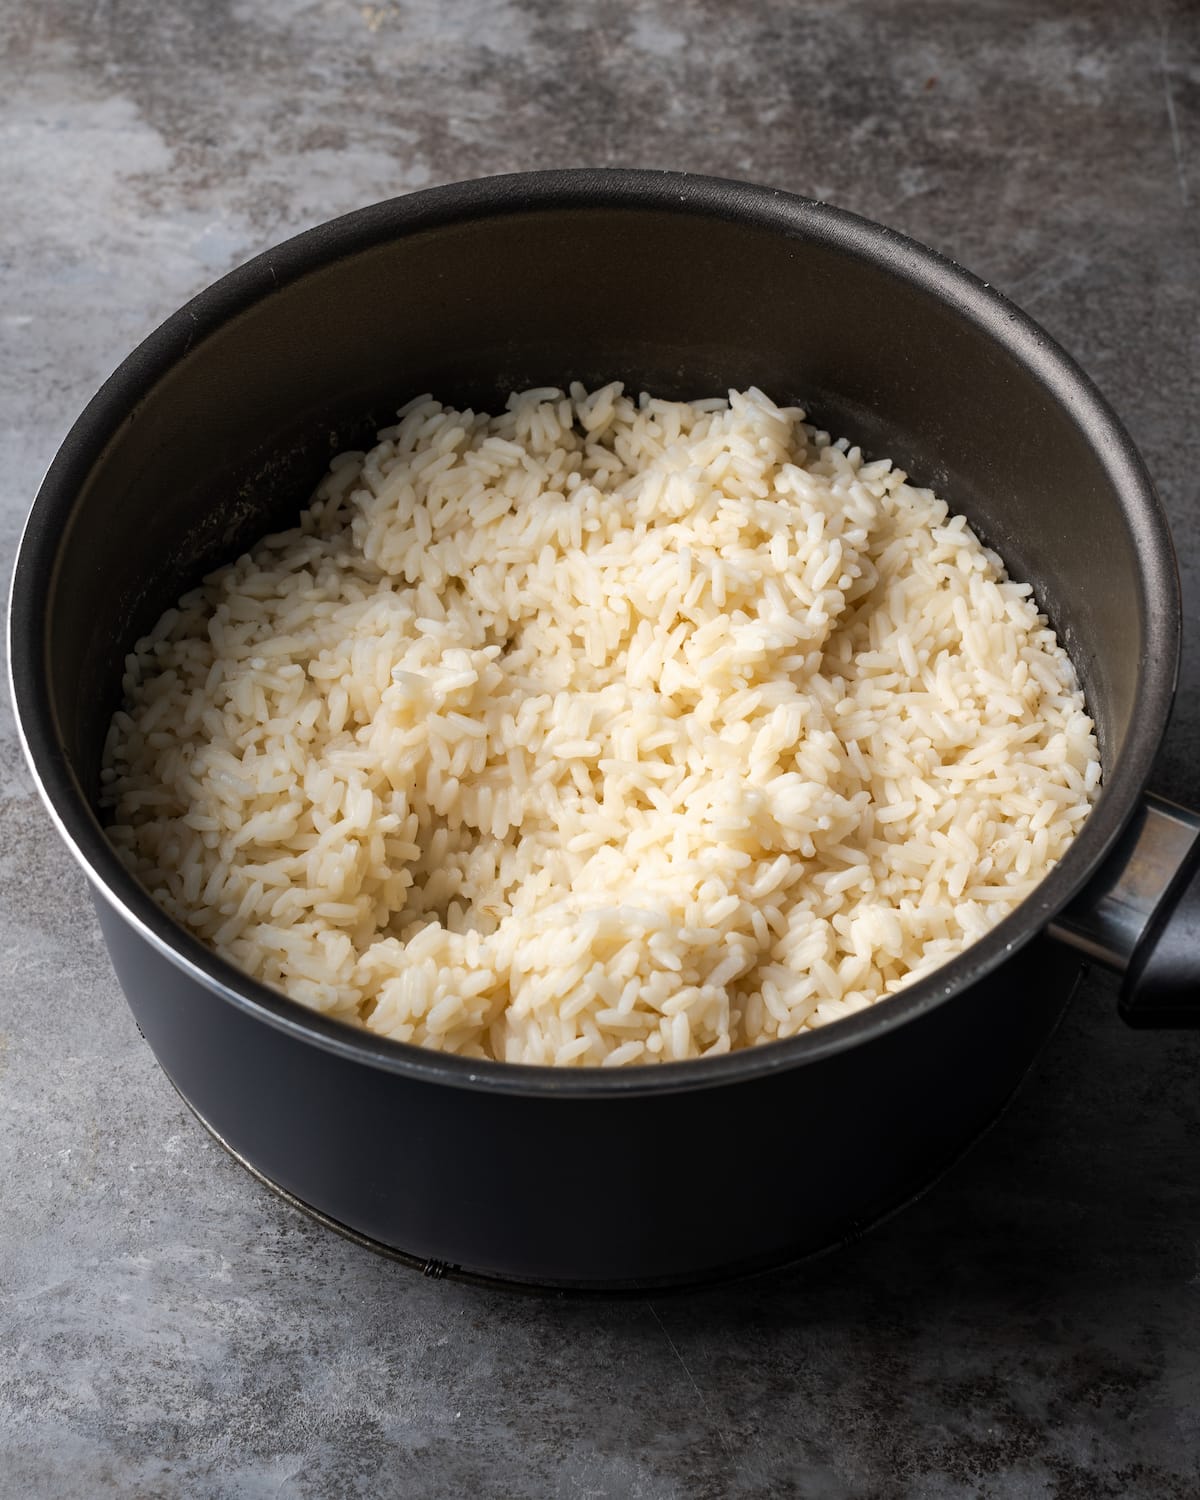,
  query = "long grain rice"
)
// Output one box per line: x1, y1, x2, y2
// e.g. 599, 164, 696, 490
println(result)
101, 385, 1101, 1064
